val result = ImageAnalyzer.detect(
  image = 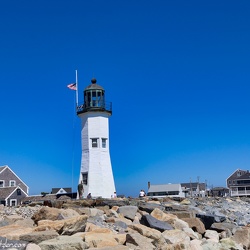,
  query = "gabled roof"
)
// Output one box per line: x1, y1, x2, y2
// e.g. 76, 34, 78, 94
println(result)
0, 187, 16, 199
51, 187, 72, 194
226, 169, 247, 181
0, 166, 6, 173
0, 165, 29, 190
235, 171, 250, 180
0, 186, 28, 200
148, 183, 181, 193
